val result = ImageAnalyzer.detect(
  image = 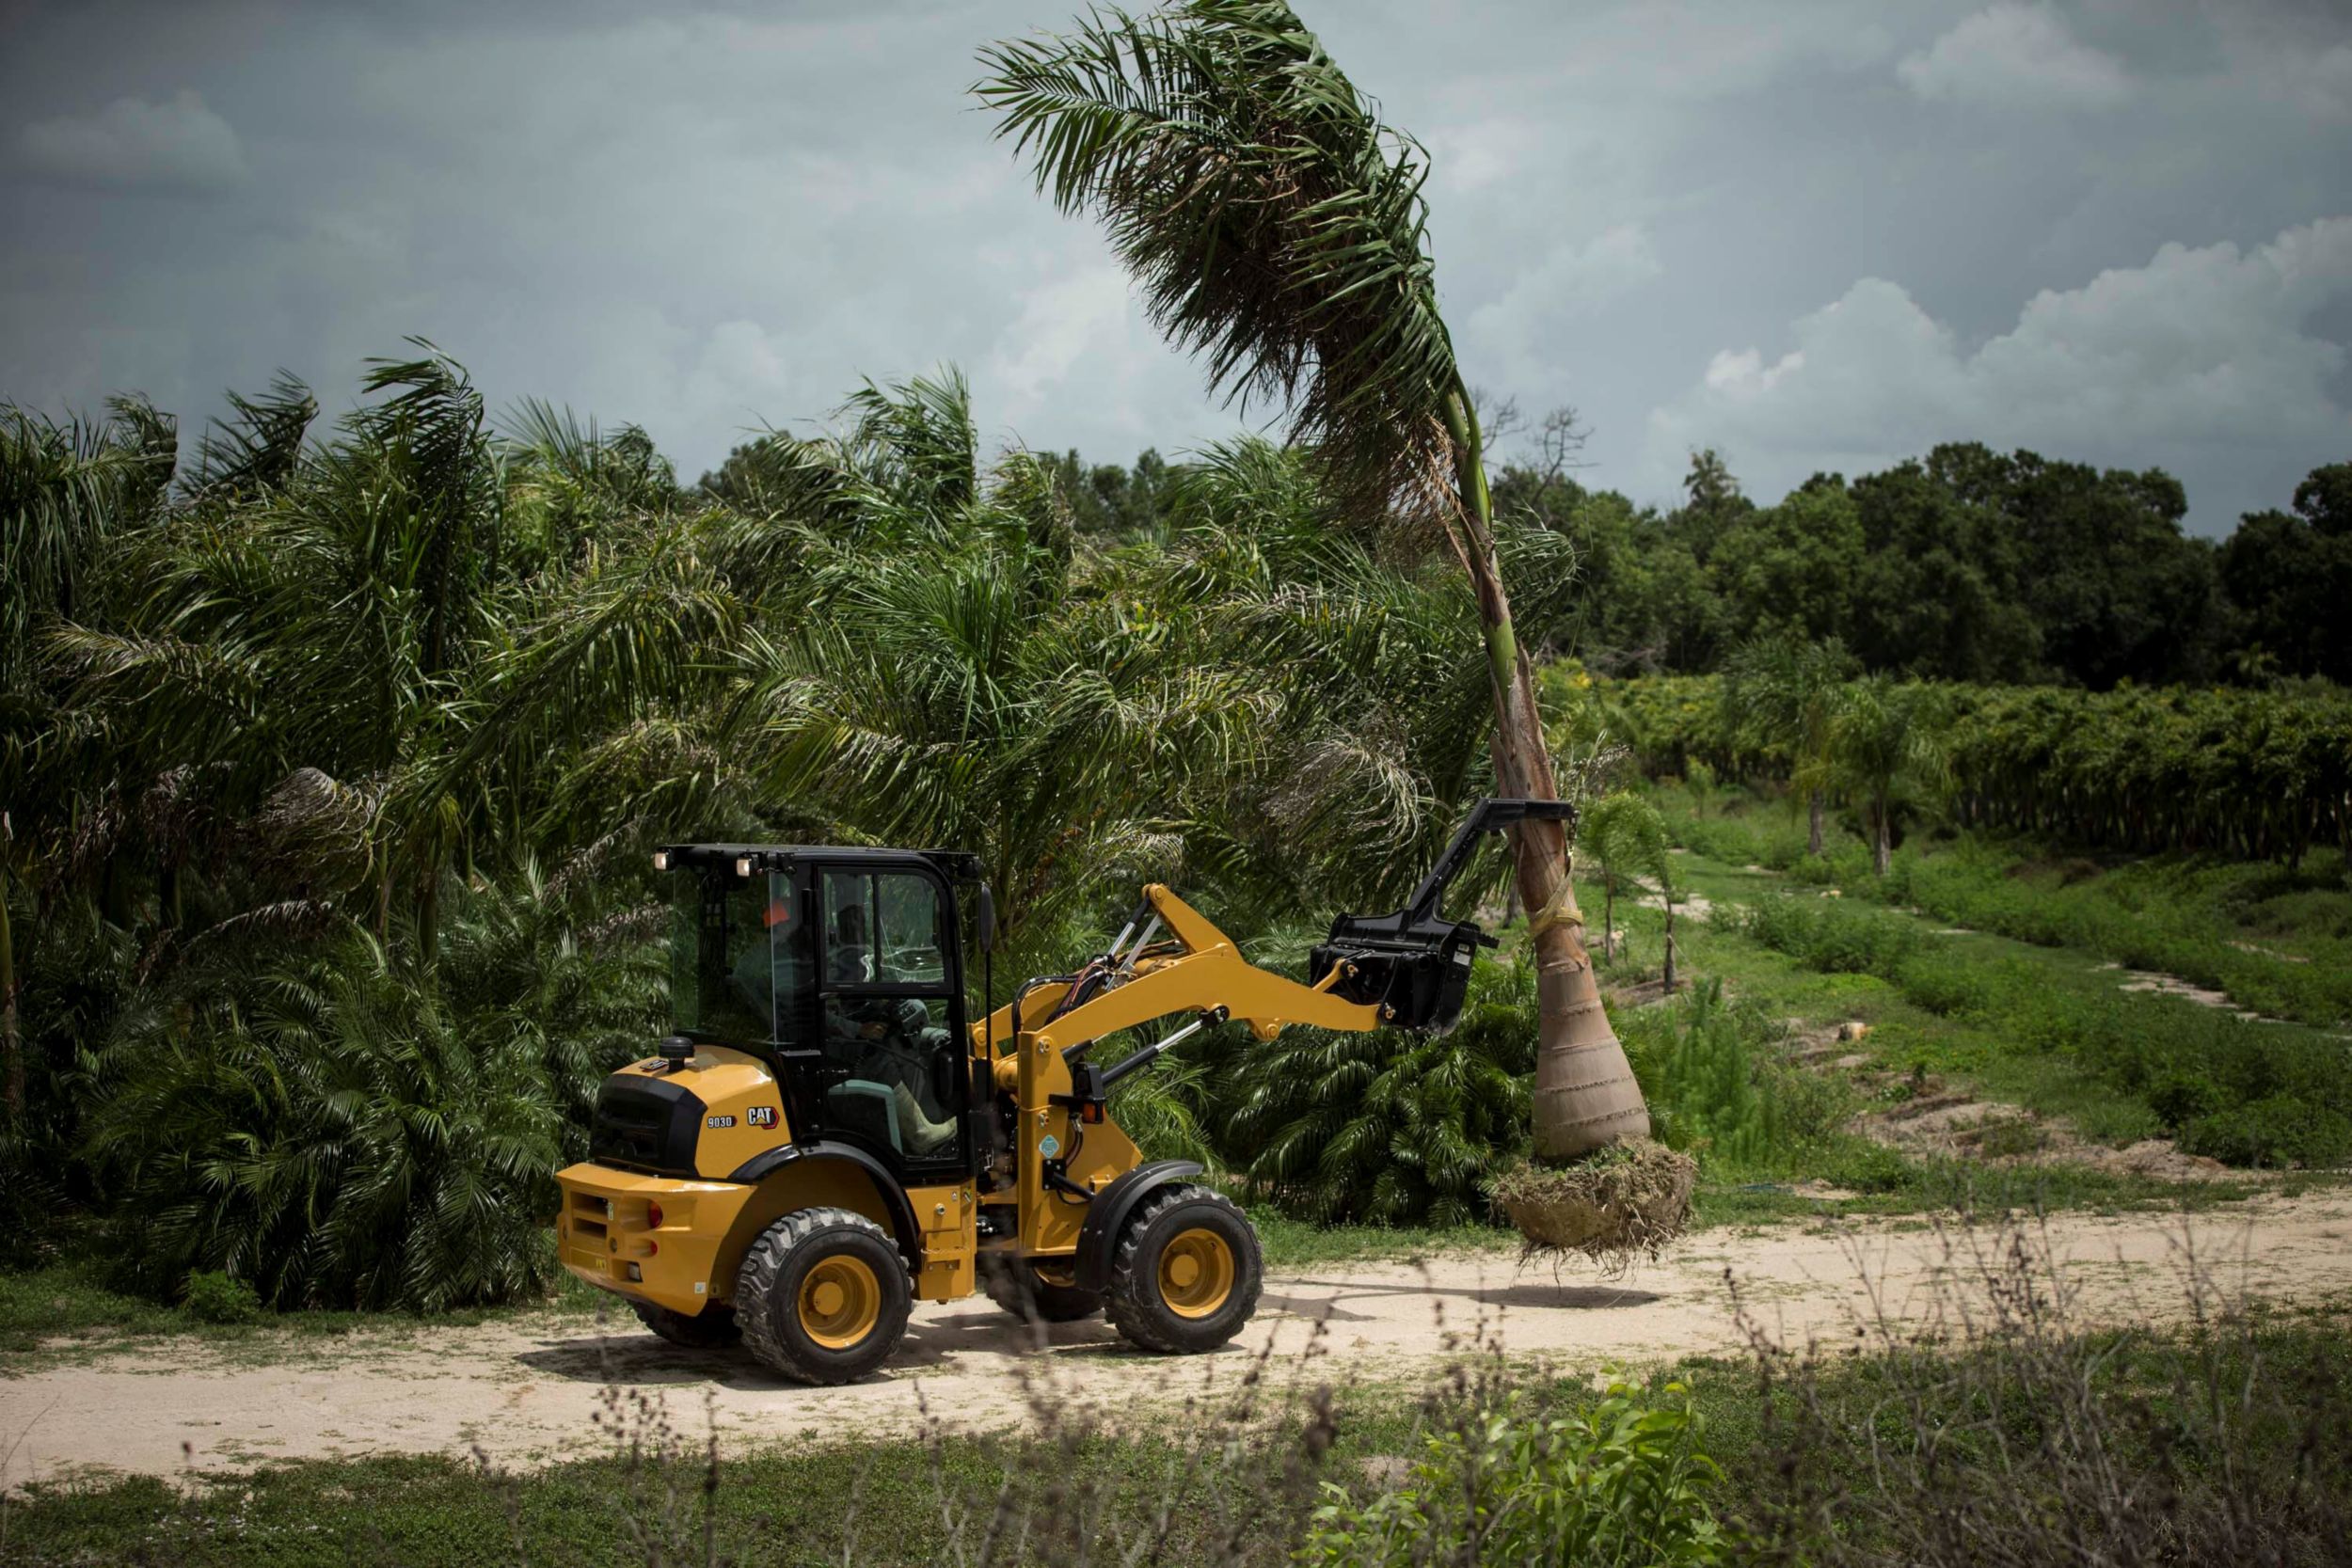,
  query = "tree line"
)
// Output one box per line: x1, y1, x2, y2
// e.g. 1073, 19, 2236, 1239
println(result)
995, 436, 2352, 690
1589, 666, 2352, 869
